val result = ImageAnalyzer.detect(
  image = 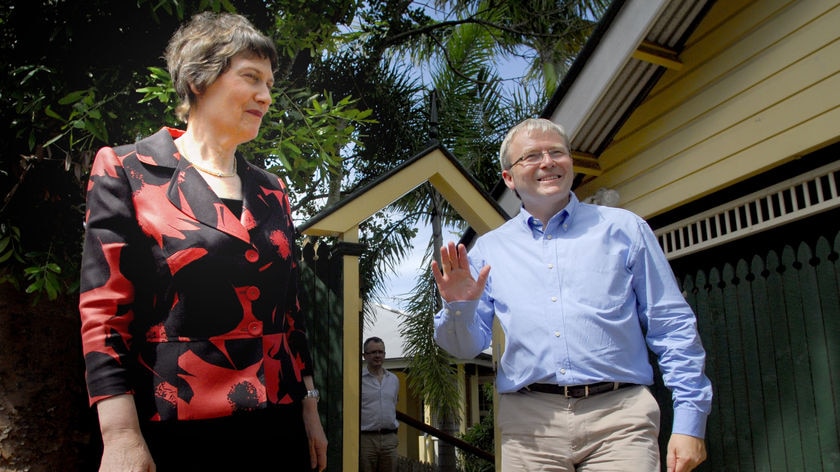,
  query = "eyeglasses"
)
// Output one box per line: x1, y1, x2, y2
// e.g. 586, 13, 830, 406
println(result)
364, 350, 385, 355
509, 148, 569, 168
